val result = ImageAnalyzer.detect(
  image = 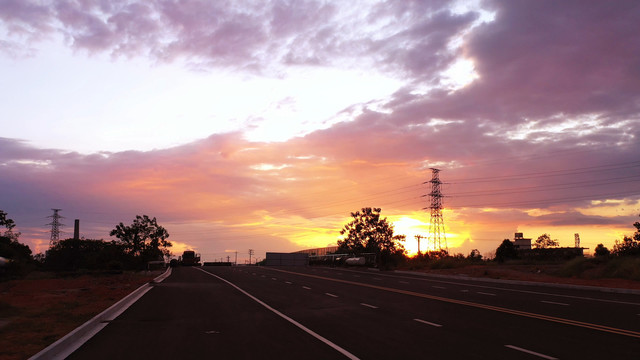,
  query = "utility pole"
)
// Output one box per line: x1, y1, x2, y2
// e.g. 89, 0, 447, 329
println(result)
226, 255, 230, 263
249, 249, 254, 265
235, 251, 238, 265
47, 208, 65, 246
424, 168, 447, 252
414, 235, 425, 254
